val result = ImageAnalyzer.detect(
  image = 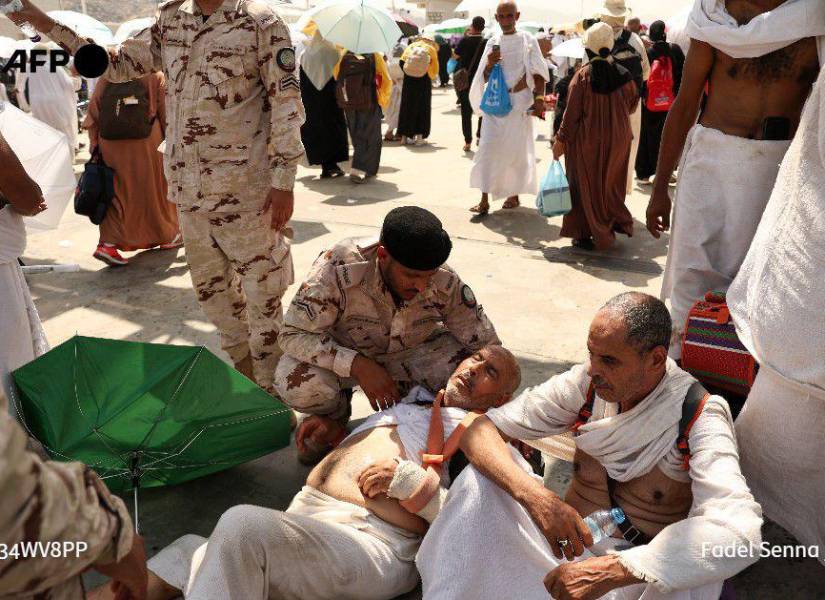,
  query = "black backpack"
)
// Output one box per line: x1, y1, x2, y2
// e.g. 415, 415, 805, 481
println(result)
74, 149, 115, 225
98, 80, 154, 140
335, 52, 376, 111
613, 30, 643, 93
